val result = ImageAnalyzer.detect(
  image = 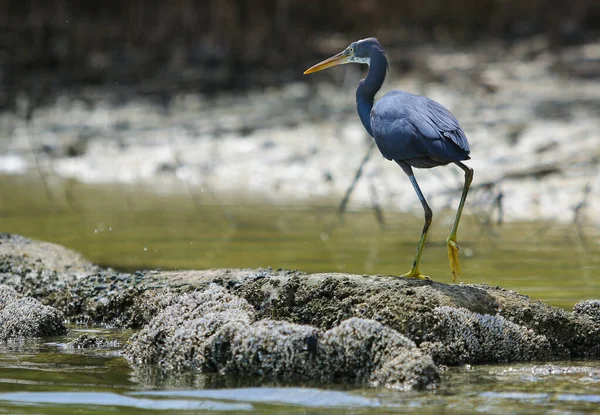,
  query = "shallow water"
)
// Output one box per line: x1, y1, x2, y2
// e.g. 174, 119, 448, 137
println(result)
0, 331, 599, 414
2, 174, 600, 413
1, 174, 599, 309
